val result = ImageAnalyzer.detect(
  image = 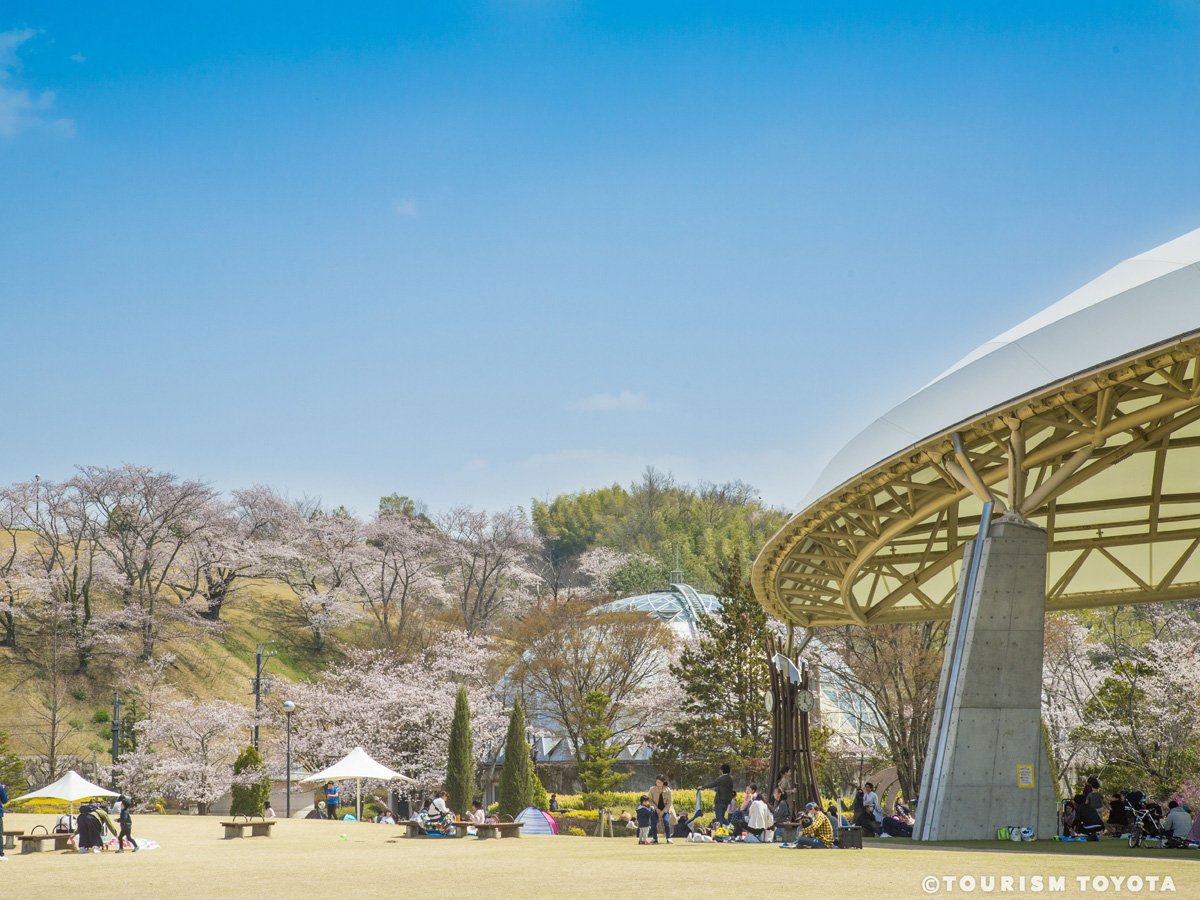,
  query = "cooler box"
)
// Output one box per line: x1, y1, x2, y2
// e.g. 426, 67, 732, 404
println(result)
837, 826, 863, 849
